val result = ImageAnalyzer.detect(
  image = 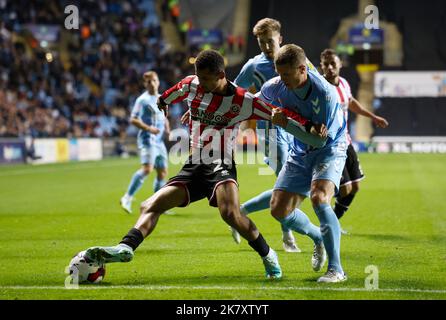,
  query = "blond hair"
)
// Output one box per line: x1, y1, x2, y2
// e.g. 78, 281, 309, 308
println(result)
253, 18, 281, 37
143, 71, 158, 81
